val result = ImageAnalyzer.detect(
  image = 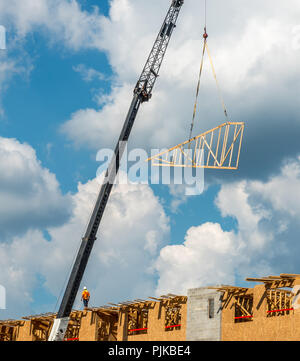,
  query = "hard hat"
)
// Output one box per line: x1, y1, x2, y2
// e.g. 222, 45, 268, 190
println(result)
83, 287, 87, 290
